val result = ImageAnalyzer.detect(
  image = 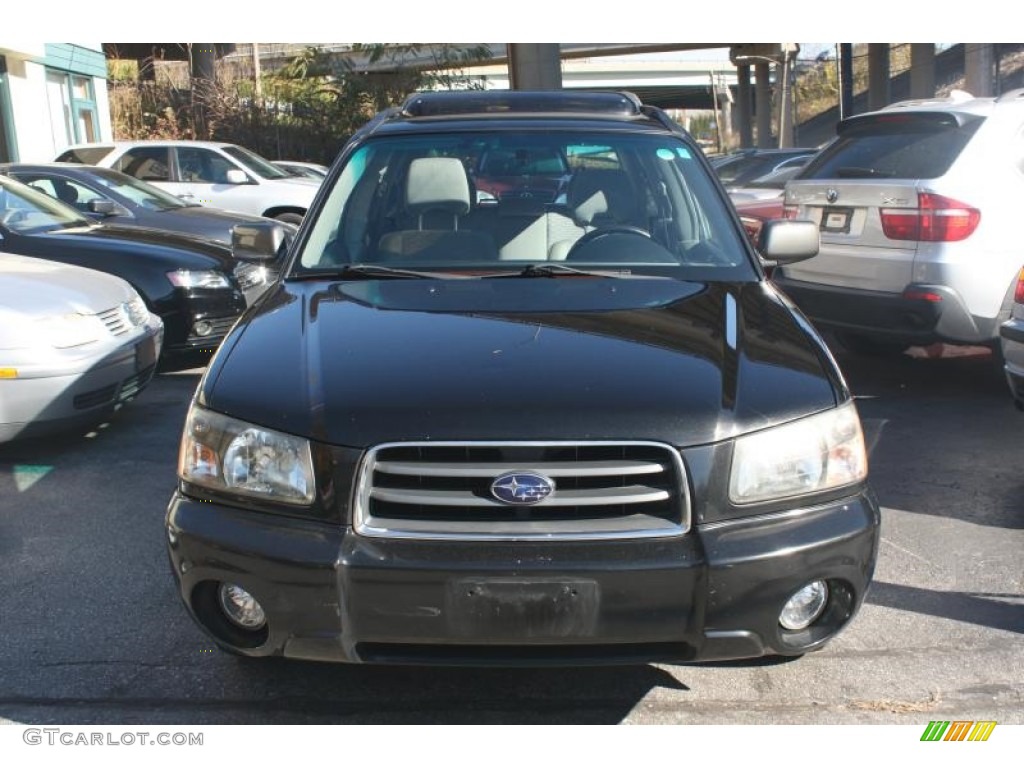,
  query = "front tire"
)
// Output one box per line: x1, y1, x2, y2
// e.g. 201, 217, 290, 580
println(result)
273, 212, 304, 226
